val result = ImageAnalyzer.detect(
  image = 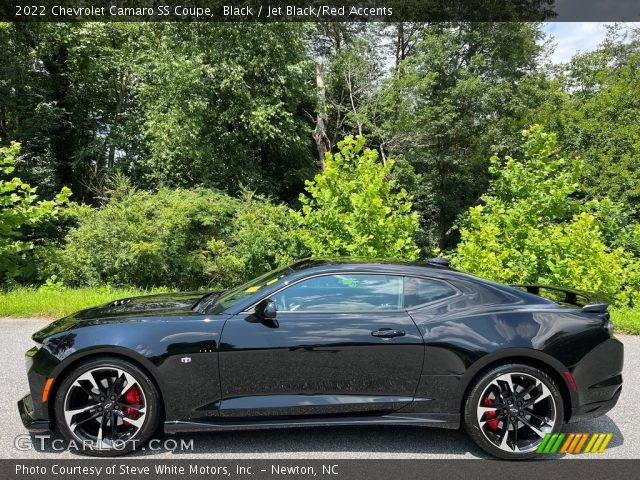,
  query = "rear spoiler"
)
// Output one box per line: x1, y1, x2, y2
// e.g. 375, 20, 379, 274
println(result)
512, 284, 609, 313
